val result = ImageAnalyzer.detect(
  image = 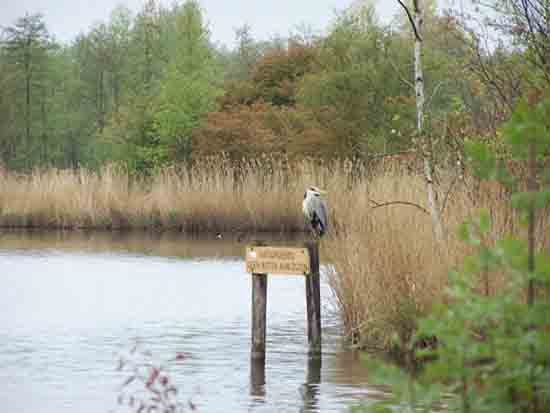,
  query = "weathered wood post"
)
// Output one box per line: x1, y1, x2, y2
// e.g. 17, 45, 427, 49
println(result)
305, 241, 321, 356
250, 356, 266, 397
246, 242, 320, 361
251, 270, 268, 360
